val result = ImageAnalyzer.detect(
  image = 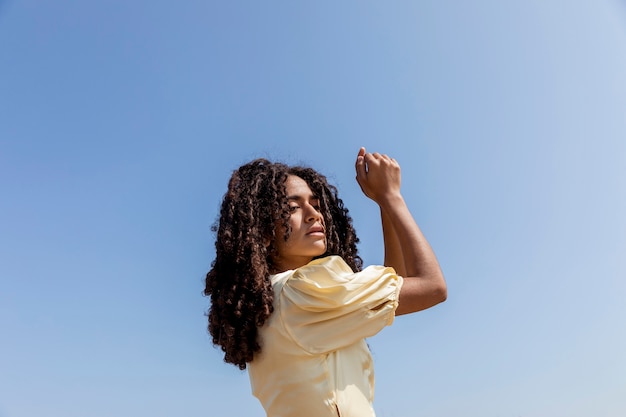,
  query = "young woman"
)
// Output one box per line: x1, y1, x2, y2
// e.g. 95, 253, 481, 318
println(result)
205, 147, 446, 417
